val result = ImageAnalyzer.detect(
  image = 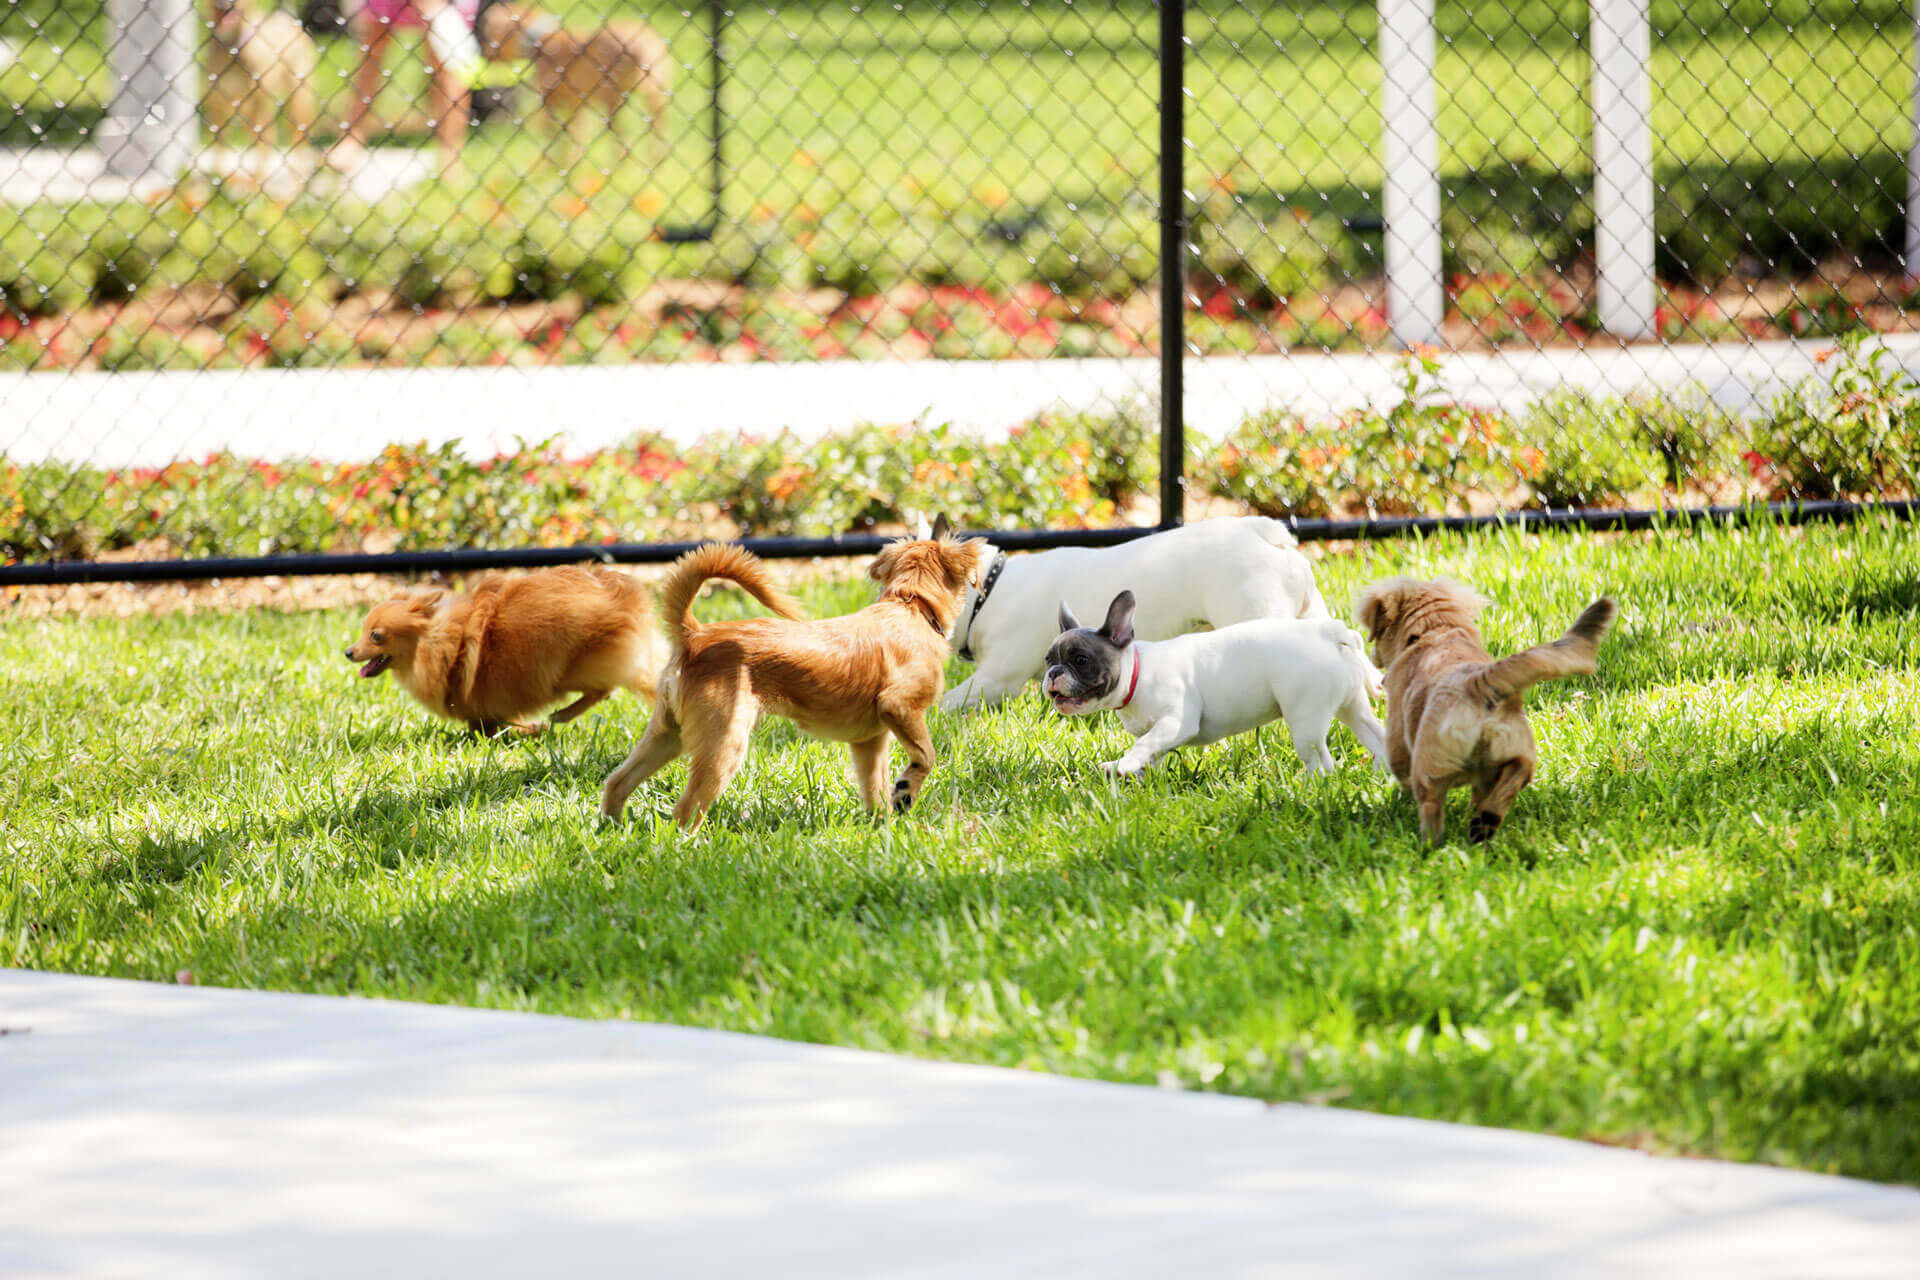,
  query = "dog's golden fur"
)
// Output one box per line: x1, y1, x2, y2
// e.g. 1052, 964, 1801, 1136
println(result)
481, 4, 672, 149
202, 0, 318, 150
601, 535, 989, 831
346, 566, 663, 735
1356, 577, 1615, 843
